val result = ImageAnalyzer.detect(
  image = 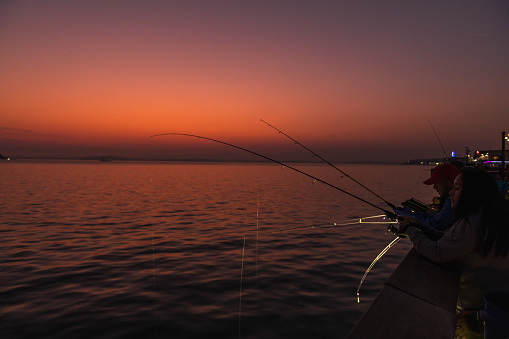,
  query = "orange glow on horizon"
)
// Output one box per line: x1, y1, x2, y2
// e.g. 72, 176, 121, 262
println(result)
1, 2, 508, 161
